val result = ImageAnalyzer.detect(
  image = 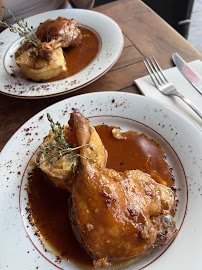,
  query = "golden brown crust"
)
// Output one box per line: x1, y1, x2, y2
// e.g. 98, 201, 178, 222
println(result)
15, 47, 66, 81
